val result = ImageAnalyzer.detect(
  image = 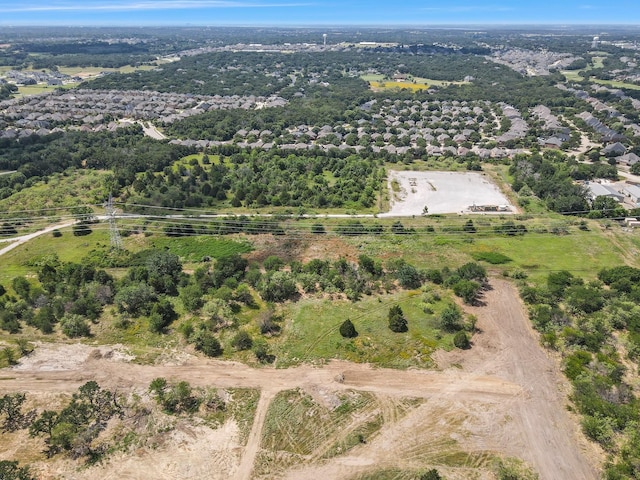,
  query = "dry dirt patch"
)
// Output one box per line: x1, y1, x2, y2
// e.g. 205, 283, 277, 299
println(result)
381, 170, 515, 216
